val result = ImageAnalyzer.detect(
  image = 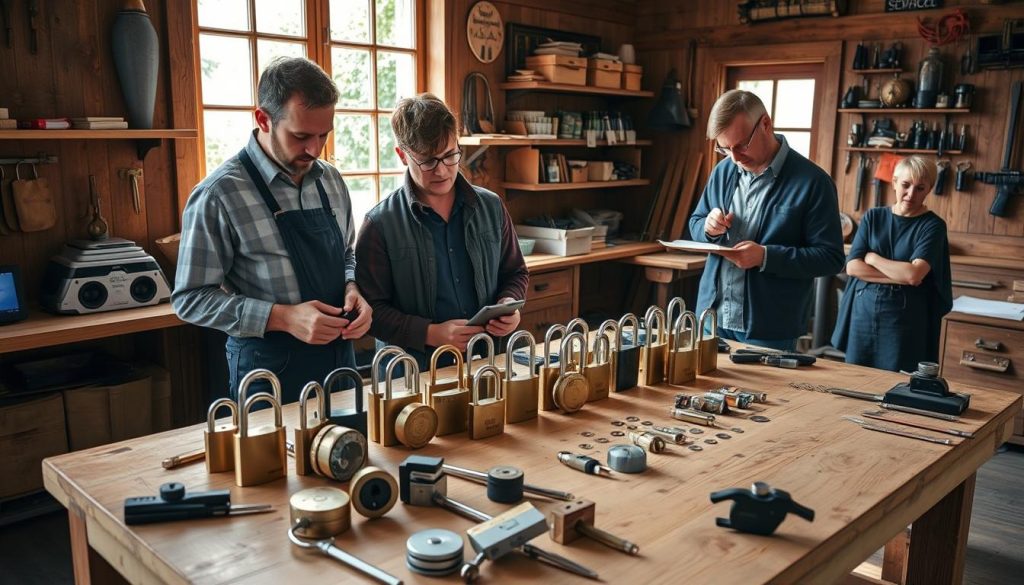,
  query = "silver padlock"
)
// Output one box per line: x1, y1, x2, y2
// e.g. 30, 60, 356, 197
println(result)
323, 367, 367, 437
566, 317, 592, 364
466, 333, 501, 396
